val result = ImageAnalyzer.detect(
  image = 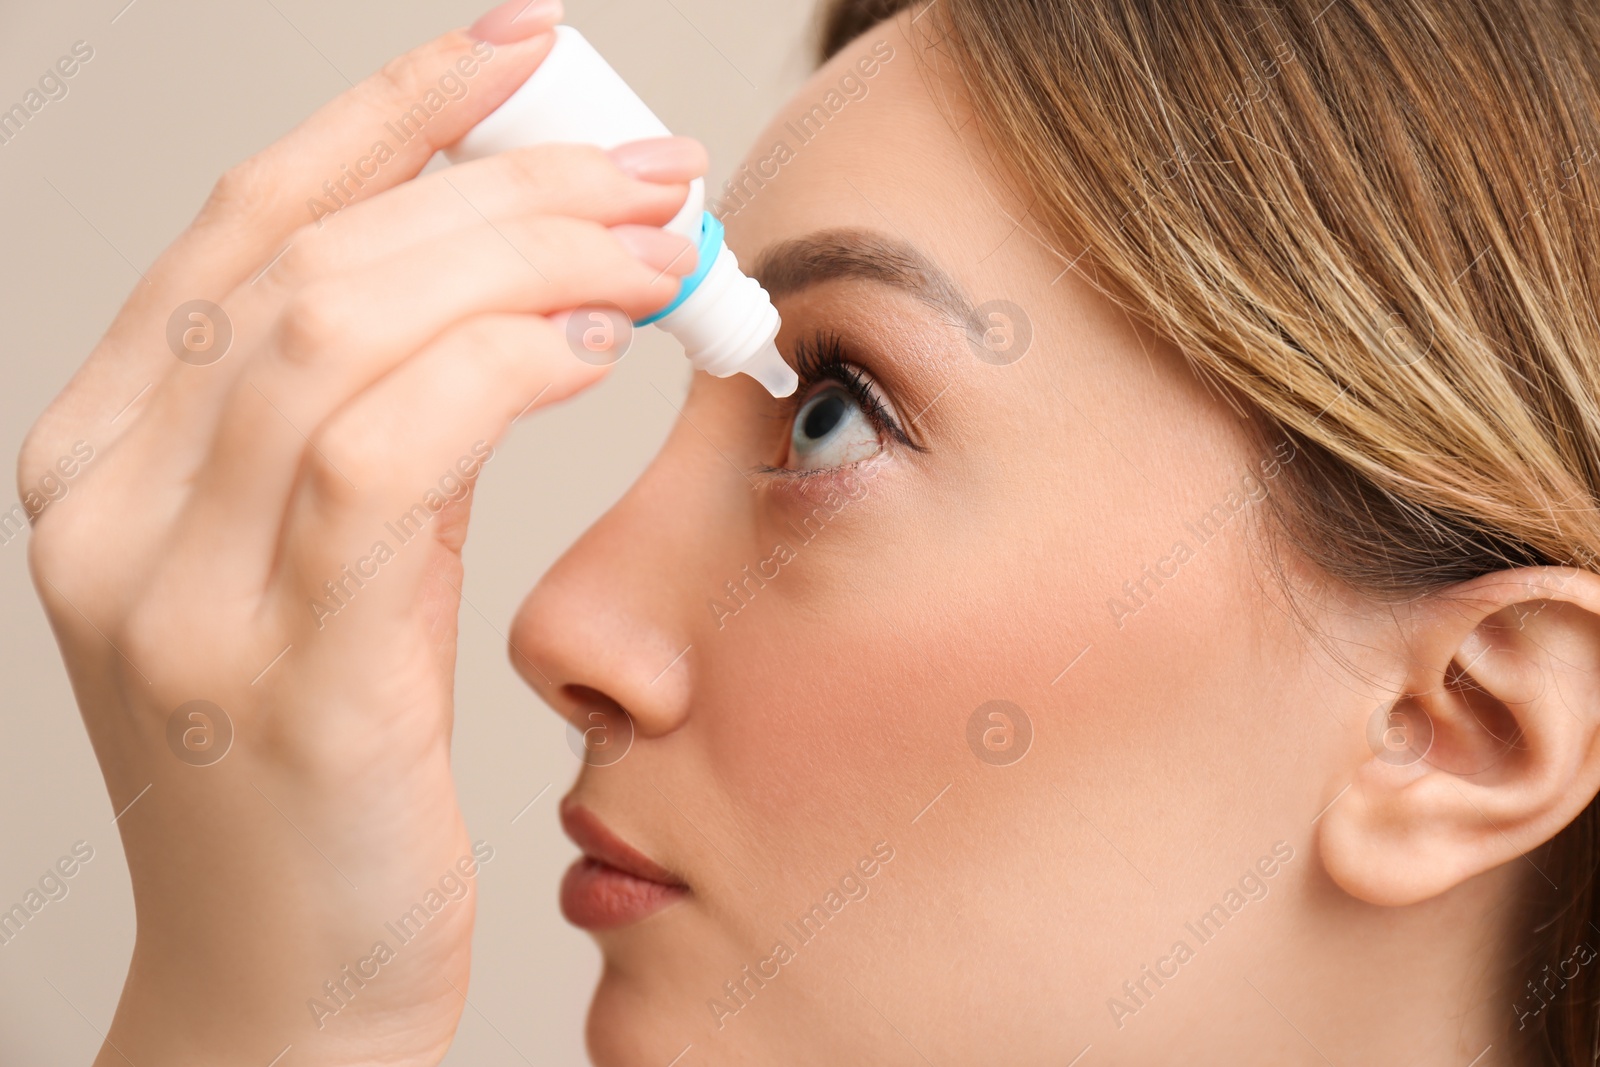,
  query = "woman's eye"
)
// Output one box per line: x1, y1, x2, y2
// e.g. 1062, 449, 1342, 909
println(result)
783, 384, 883, 471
